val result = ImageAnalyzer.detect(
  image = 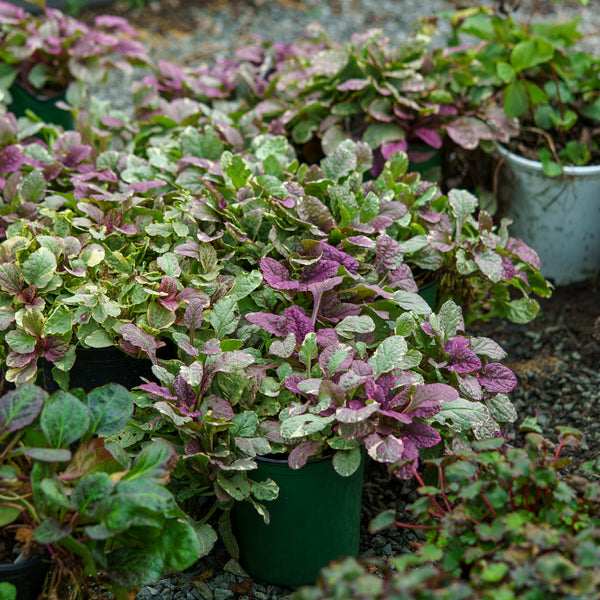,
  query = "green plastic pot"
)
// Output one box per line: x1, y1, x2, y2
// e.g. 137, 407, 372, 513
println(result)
8, 82, 75, 130
417, 277, 440, 310
408, 143, 442, 182
232, 452, 366, 589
